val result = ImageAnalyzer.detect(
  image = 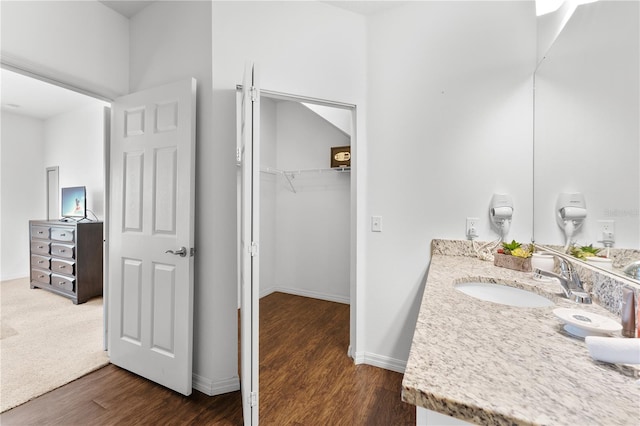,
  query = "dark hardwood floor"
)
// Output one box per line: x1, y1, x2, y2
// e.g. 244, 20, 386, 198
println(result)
1, 292, 415, 425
